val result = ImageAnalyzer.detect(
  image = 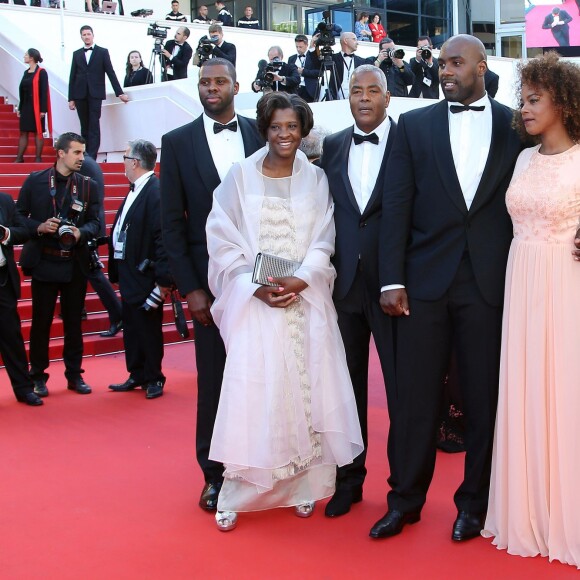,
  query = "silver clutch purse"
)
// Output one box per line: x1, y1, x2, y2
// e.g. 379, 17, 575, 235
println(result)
252, 252, 302, 286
